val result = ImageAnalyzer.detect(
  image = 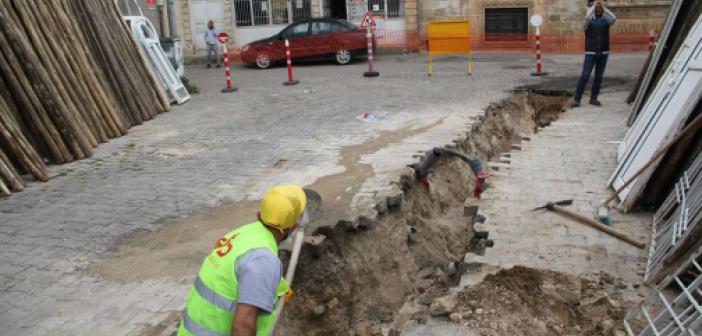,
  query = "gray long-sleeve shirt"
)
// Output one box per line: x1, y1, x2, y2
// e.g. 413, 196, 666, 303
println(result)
204, 28, 219, 45
583, 6, 616, 31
